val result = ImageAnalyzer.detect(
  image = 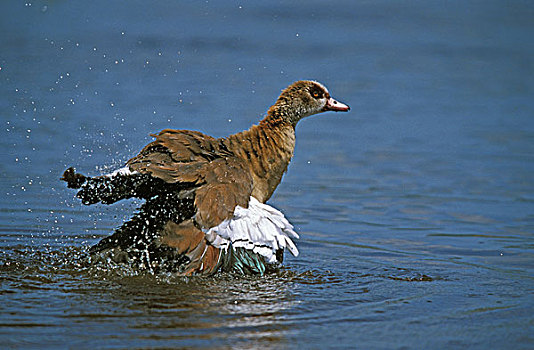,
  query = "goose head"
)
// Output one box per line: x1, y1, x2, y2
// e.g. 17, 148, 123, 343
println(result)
267, 80, 350, 125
